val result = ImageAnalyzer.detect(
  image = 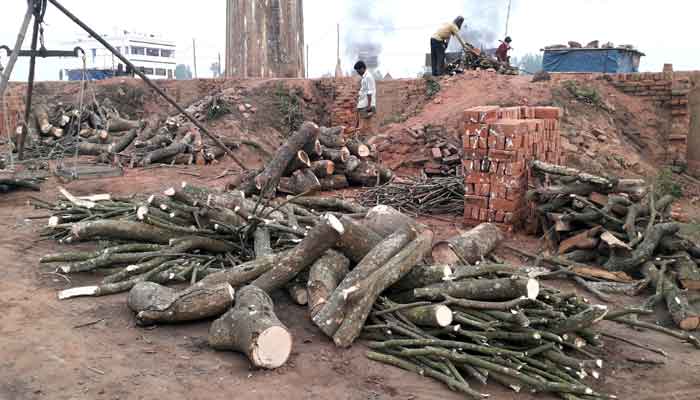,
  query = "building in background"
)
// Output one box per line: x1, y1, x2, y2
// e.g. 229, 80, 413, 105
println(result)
66, 31, 177, 81
225, 0, 305, 78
